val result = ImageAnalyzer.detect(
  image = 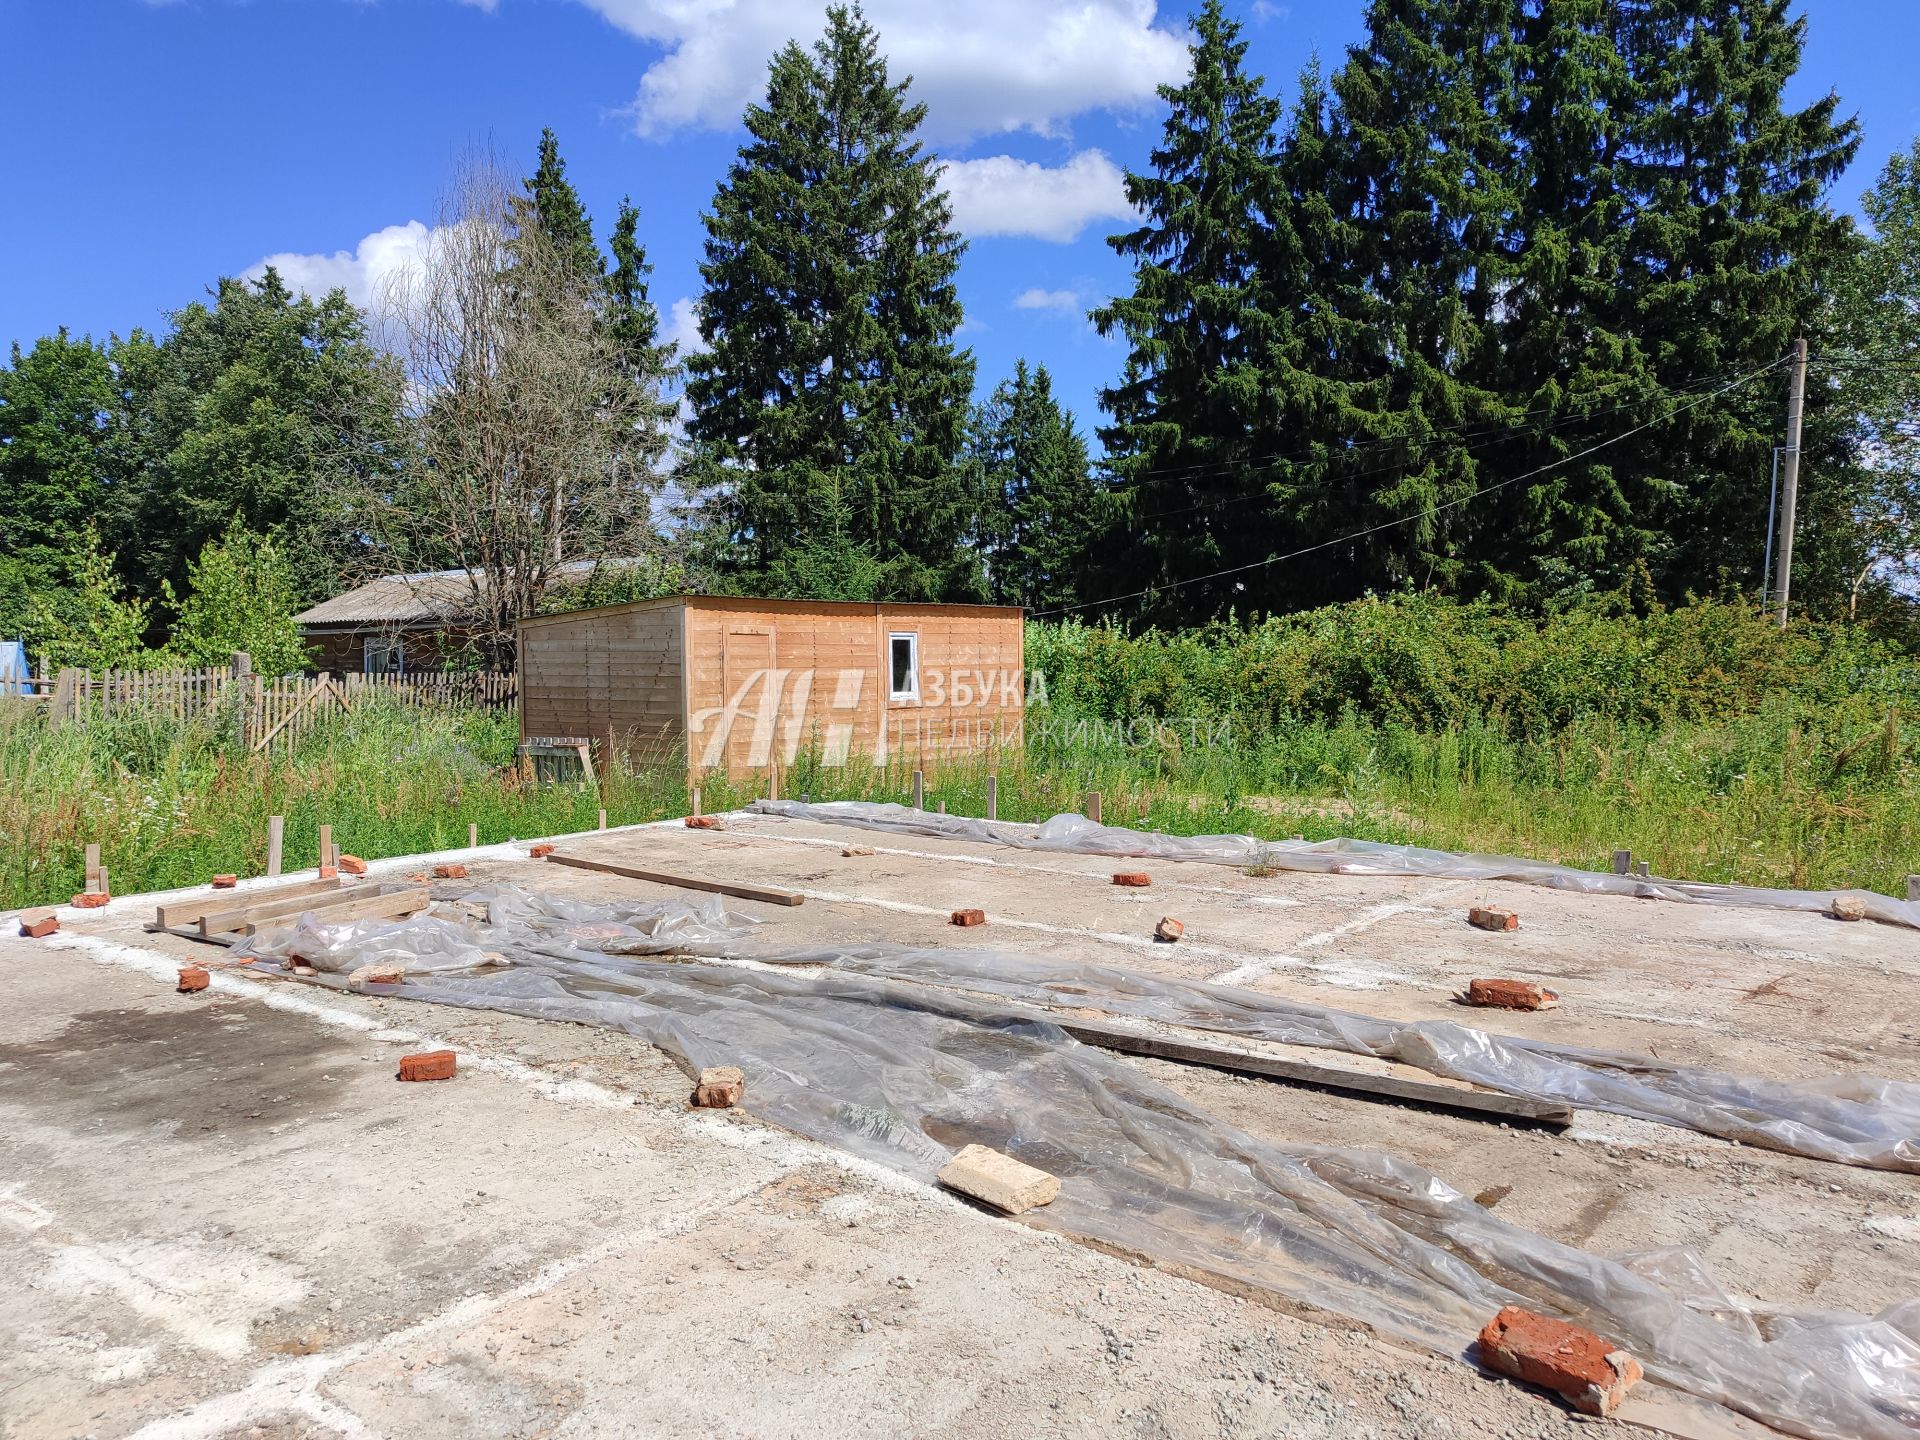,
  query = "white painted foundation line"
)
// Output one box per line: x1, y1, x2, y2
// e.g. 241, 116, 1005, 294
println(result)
715, 821, 1303, 906
794, 885, 1291, 969
1211, 880, 1472, 985
5, 815, 696, 929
